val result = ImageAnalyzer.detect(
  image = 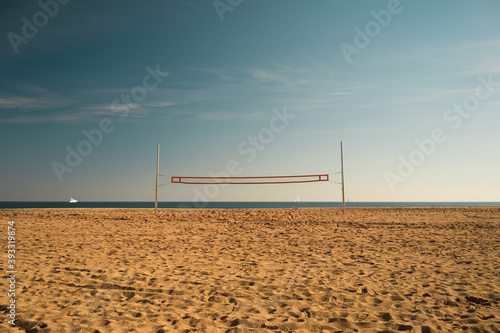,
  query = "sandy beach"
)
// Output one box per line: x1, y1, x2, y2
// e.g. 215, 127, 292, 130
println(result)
1, 207, 499, 332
